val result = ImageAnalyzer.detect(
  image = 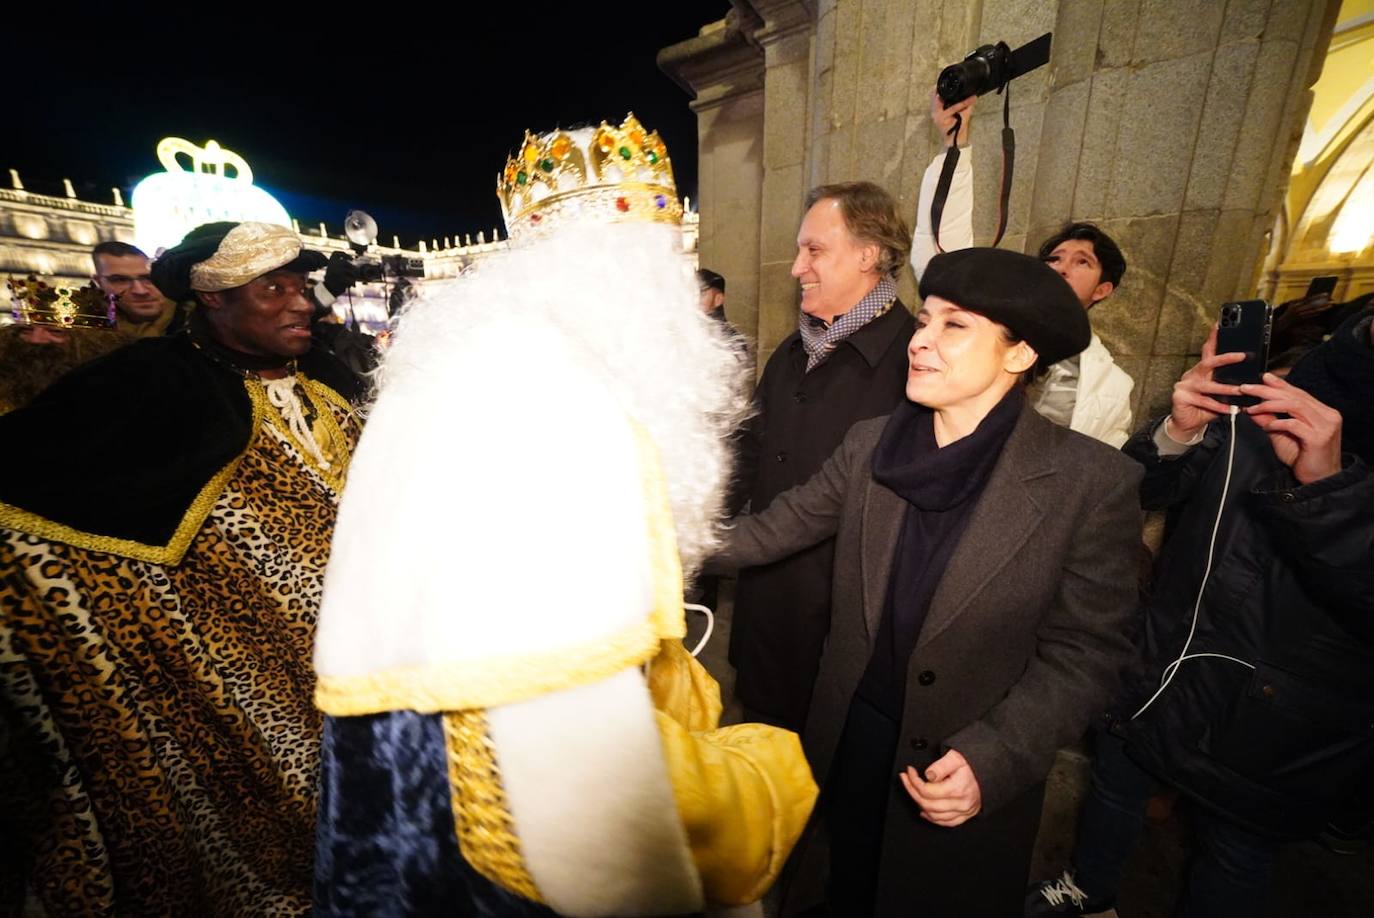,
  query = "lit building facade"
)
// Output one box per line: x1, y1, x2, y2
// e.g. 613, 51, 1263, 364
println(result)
1, 148, 699, 332
1260, 0, 1374, 303
661, 0, 1365, 421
